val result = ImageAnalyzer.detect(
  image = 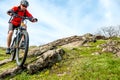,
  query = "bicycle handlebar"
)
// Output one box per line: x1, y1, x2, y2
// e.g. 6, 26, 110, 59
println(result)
9, 12, 38, 23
